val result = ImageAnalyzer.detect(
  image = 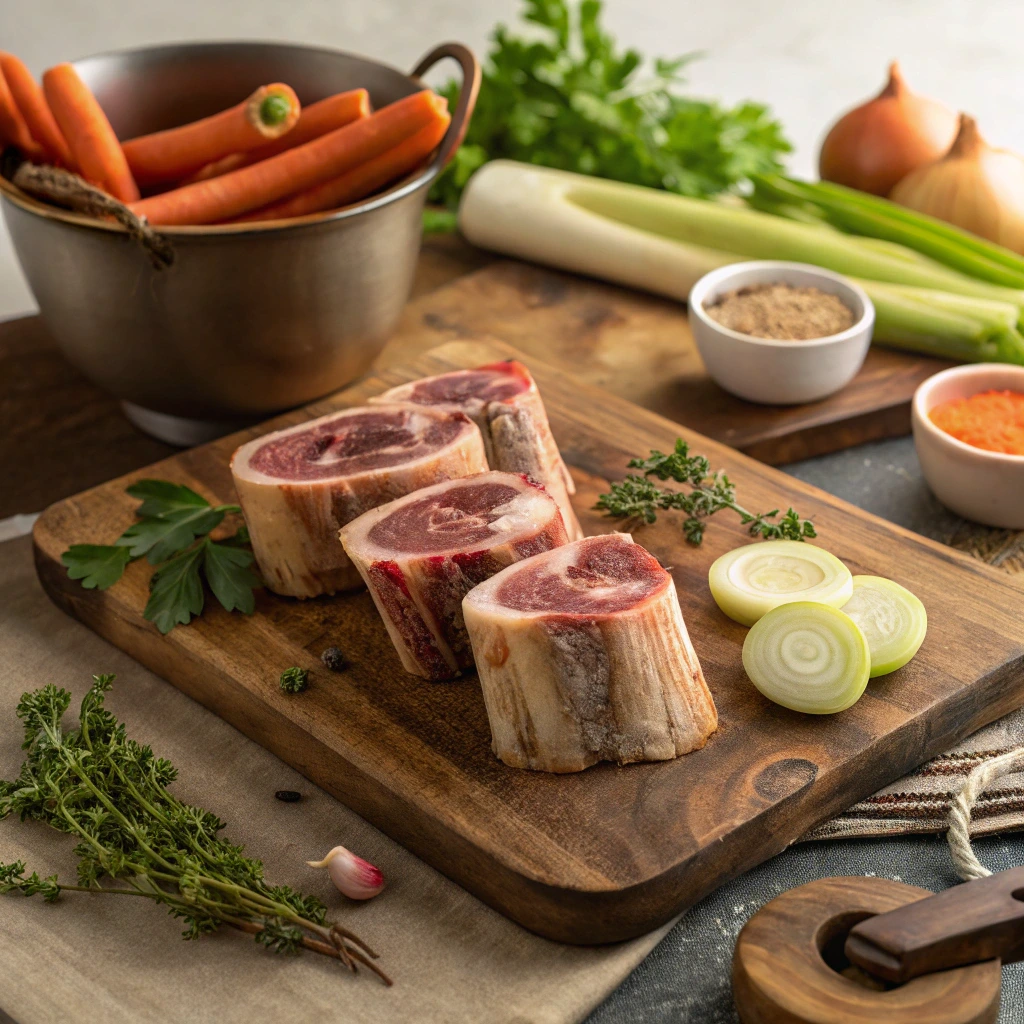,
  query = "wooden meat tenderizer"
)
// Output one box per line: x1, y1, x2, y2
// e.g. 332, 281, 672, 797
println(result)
733, 872, 1017, 1024
844, 863, 1024, 984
